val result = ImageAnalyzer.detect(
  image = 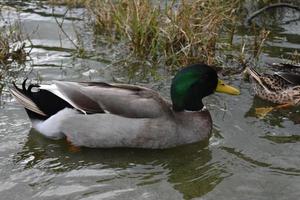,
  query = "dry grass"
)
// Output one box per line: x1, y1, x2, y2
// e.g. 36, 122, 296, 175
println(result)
0, 20, 31, 91
87, 0, 240, 68
287, 50, 300, 65
0, 23, 28, 65
48, 0, 274, 72
48, 0, 88, 7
